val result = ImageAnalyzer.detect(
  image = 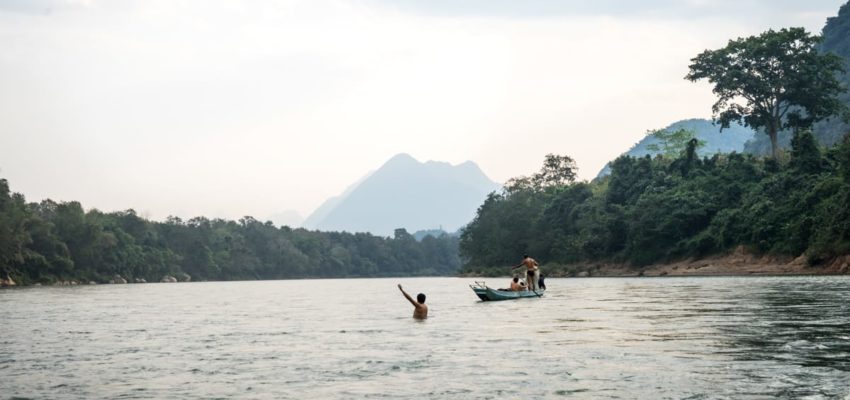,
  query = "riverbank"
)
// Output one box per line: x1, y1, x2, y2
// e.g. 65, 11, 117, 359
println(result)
540, 247, 850, 278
